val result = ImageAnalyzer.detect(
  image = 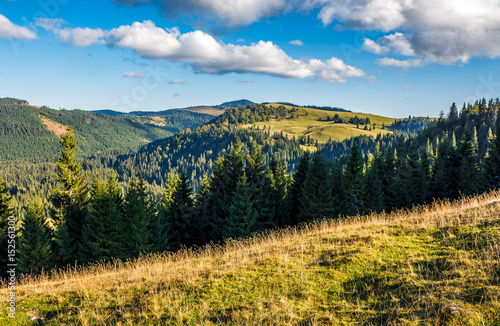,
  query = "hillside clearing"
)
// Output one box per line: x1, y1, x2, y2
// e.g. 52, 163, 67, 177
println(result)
243, 104, 396, 145
2, 191, 500, 325
39, 115, 68, 137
